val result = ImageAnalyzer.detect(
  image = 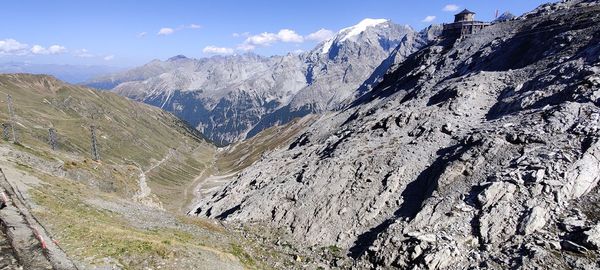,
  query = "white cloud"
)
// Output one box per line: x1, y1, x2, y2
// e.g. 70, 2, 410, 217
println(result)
306, 28, 335, 42
230, 27, 331, 52
0, 39, 66, 56
74, 49, 94, 58
0, 39, 29, 55
137, 32, 147, 38
73, 49, 113, 60
157, 24, 199, 36
30, 45, 46, 55
31, 44, 67, 55
157, 27, 175, 36
240, 28, 304, 51
202, 46, 234, 55
232, 32, 250, 38
48, 45, 66, 54
244, 32, 279, 46
277, 29, 303, 43
422, 16, 436, 23
443, 4, 460, 12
